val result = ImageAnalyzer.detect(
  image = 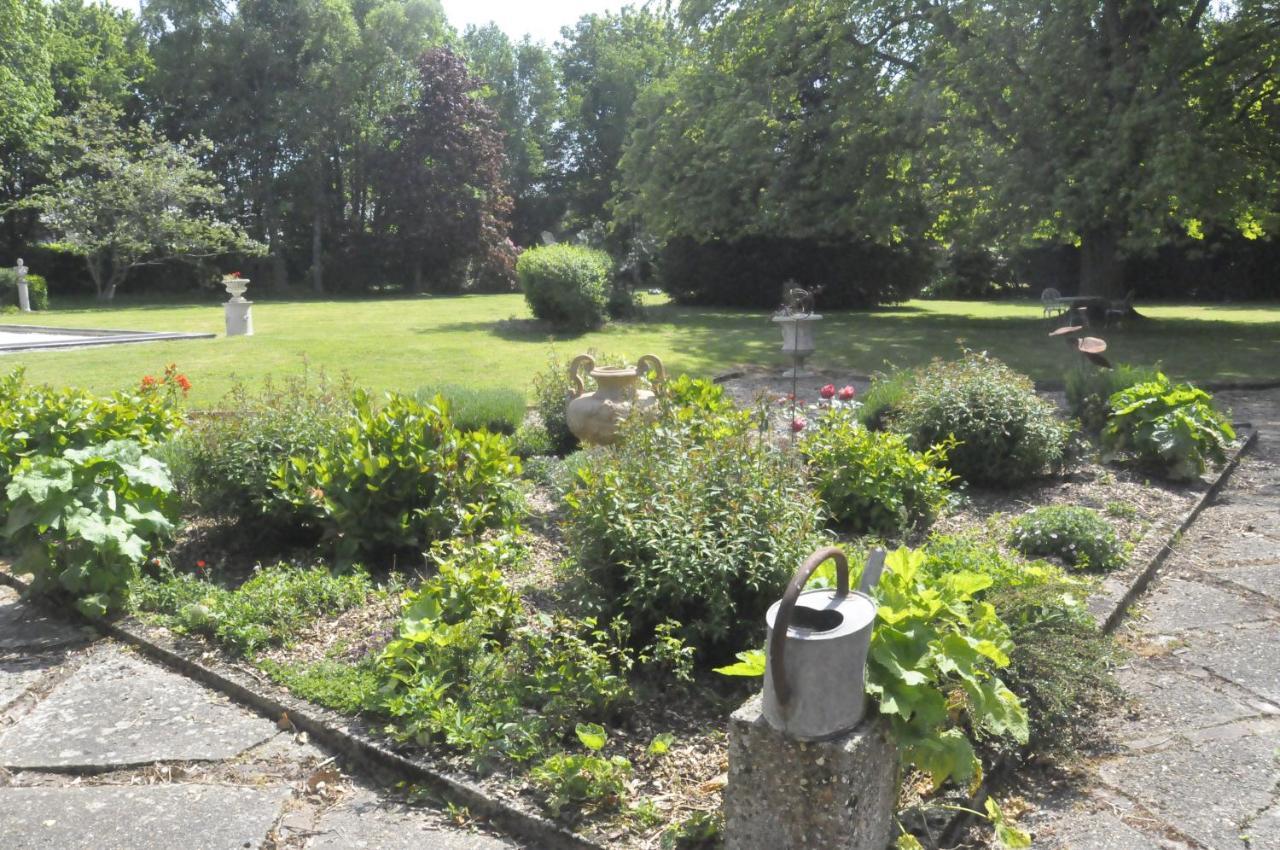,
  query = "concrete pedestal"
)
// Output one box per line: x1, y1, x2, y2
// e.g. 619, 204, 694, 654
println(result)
224, 300, 253, 336
16, 282, 30, 312
724, 694, 899, 850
